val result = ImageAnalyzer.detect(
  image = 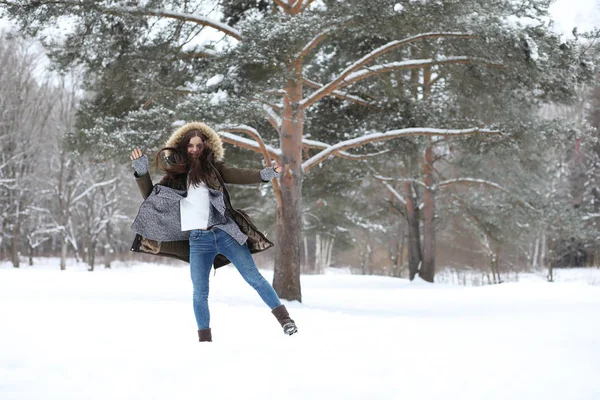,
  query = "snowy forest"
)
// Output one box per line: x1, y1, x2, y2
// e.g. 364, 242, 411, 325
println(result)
1, 0, 599, 301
